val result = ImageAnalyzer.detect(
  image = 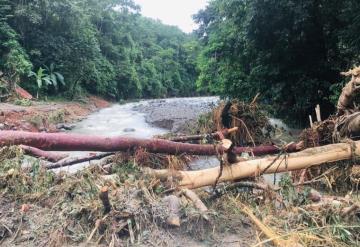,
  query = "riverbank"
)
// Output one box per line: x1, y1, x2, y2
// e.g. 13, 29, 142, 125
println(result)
0, 96, 110, 132
0, 97, 260, 247
133, 97, 219, 132
0, 96, 217, 135
0, 97, 359, 247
